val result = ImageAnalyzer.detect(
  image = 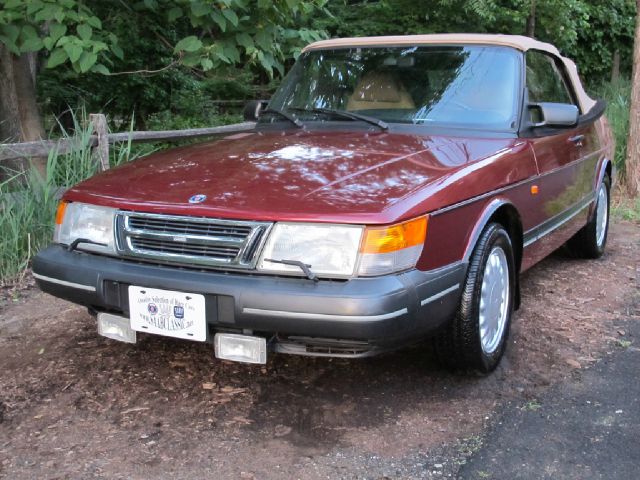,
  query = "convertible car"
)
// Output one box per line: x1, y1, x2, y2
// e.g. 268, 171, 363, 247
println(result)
33, 34, 613, 372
